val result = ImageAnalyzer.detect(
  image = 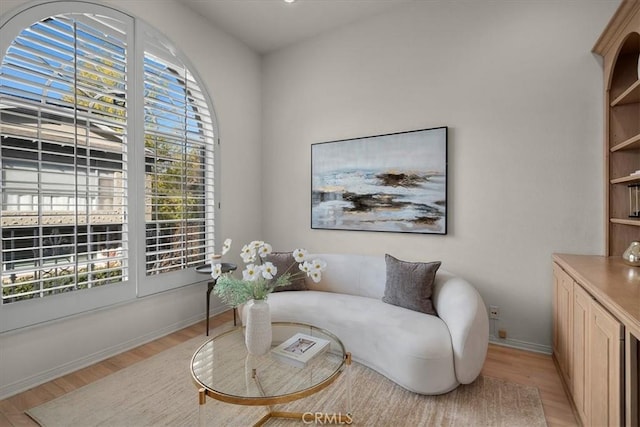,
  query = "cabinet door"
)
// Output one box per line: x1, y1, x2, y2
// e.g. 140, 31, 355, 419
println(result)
553, 263, 573, 388
589, 301, 623, 427
572, 284, 590, 424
